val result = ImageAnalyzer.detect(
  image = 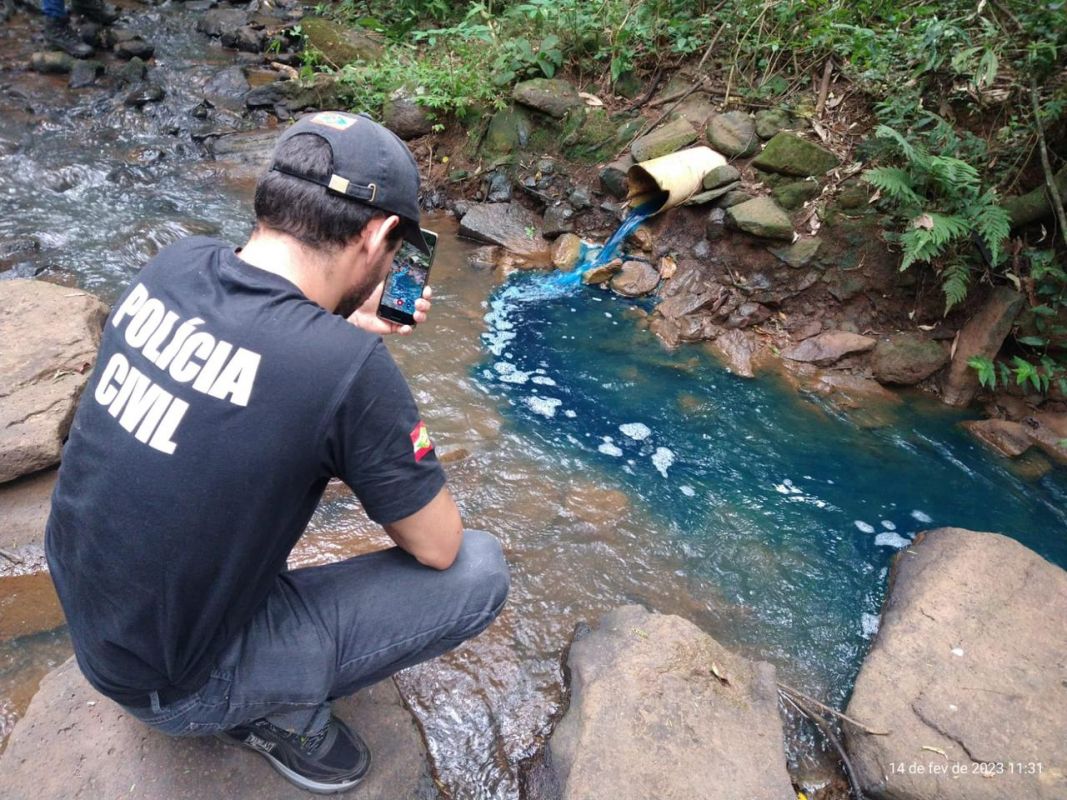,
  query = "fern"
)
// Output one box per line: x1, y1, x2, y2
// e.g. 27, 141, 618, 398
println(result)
969, 190, 1011, 264
940, 261, 970, 313
899, 213, 970, 270
863, 167, 922, 209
